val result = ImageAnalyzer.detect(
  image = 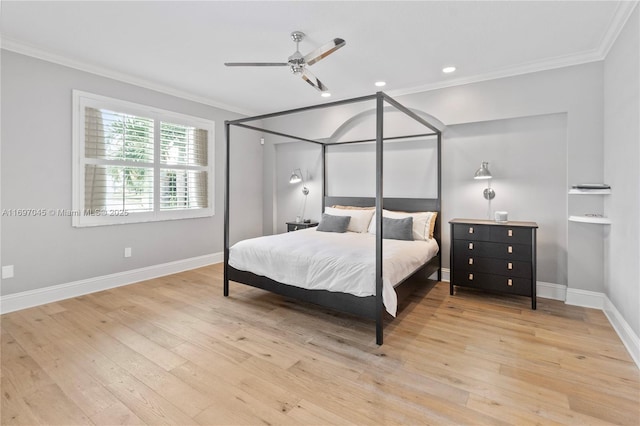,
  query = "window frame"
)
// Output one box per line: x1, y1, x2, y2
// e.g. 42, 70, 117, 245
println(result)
72, 90, 215, 227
